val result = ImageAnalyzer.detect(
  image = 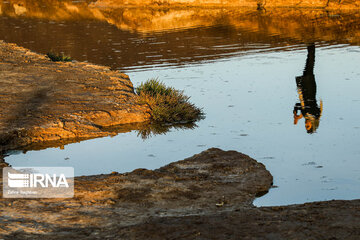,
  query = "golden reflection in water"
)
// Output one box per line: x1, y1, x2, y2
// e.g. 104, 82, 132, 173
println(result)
1, 2, 359, 135
1, 1, 360, 72
1, 0, 360, 45
293, 44, 323, 134
0, 120, 197, 154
